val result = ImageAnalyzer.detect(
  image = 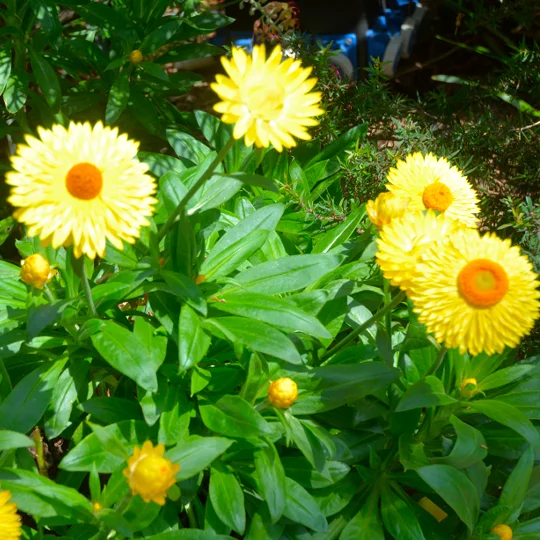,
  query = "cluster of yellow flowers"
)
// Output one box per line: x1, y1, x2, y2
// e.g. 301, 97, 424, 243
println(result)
368, 153, 540, 357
